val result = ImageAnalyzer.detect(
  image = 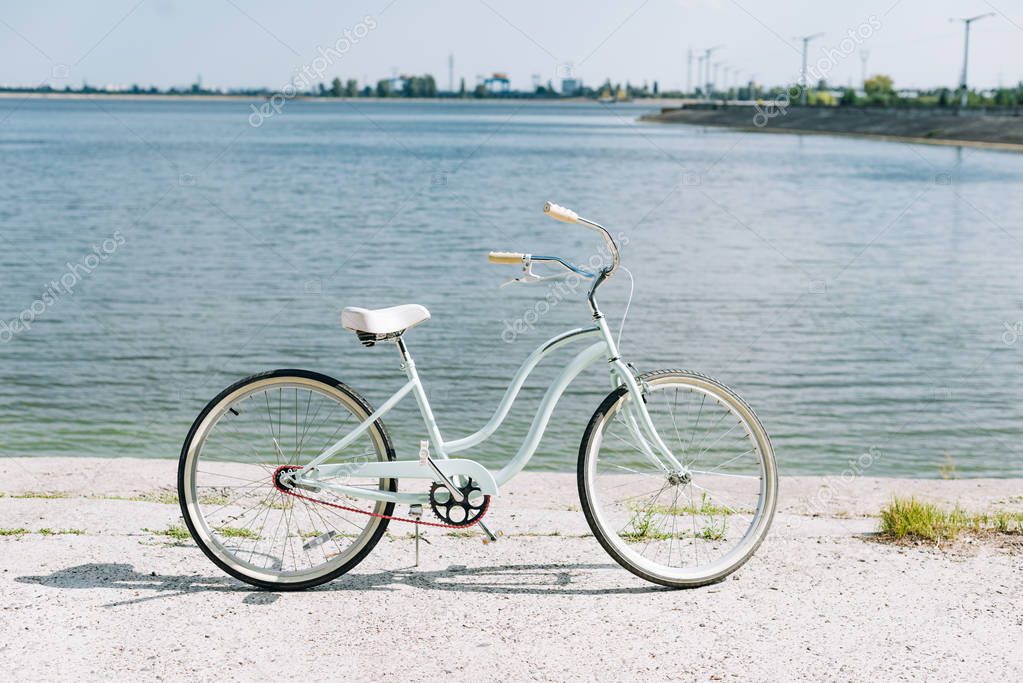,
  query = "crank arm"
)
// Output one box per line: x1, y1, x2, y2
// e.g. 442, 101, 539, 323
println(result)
424, 456, 465, 502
